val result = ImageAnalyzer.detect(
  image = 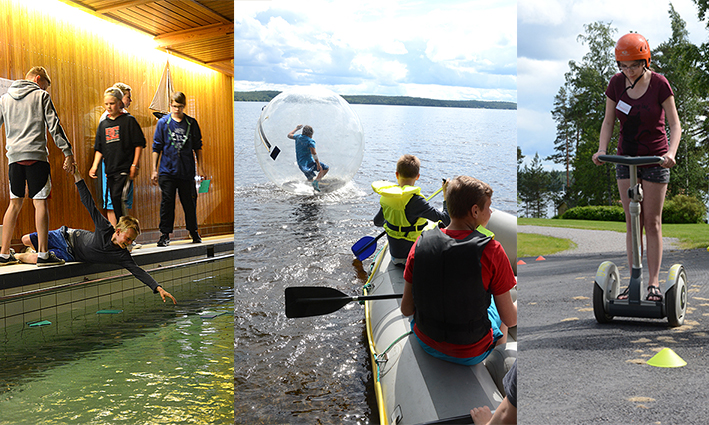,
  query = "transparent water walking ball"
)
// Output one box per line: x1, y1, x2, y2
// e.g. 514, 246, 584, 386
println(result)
254, 87, 365, 193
